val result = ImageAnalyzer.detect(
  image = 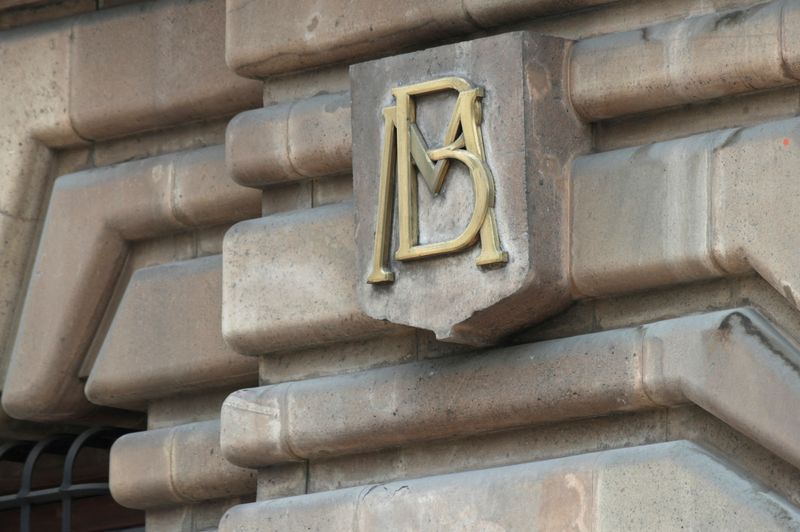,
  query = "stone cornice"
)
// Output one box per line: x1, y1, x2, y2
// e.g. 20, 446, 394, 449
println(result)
220, 308, 800, 472
3, 146, 260, 422
219, 441, 800, 530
